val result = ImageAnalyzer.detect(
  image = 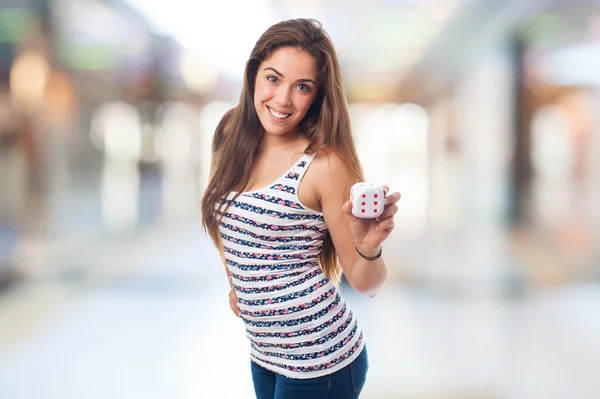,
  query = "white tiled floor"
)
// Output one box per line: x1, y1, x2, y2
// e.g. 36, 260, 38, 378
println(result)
0, 224, 599, 399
